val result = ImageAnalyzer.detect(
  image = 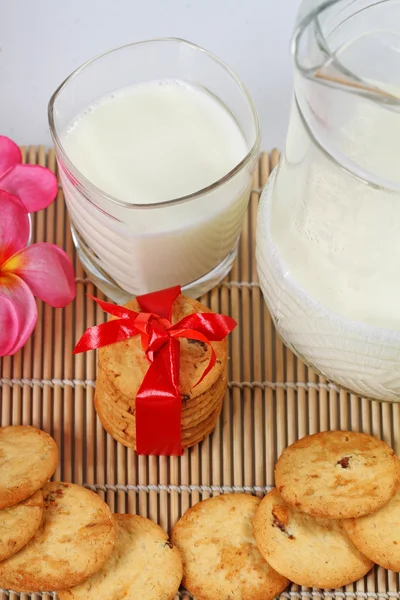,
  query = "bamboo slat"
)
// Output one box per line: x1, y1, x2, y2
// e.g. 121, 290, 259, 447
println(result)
0, 149, 399, 600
